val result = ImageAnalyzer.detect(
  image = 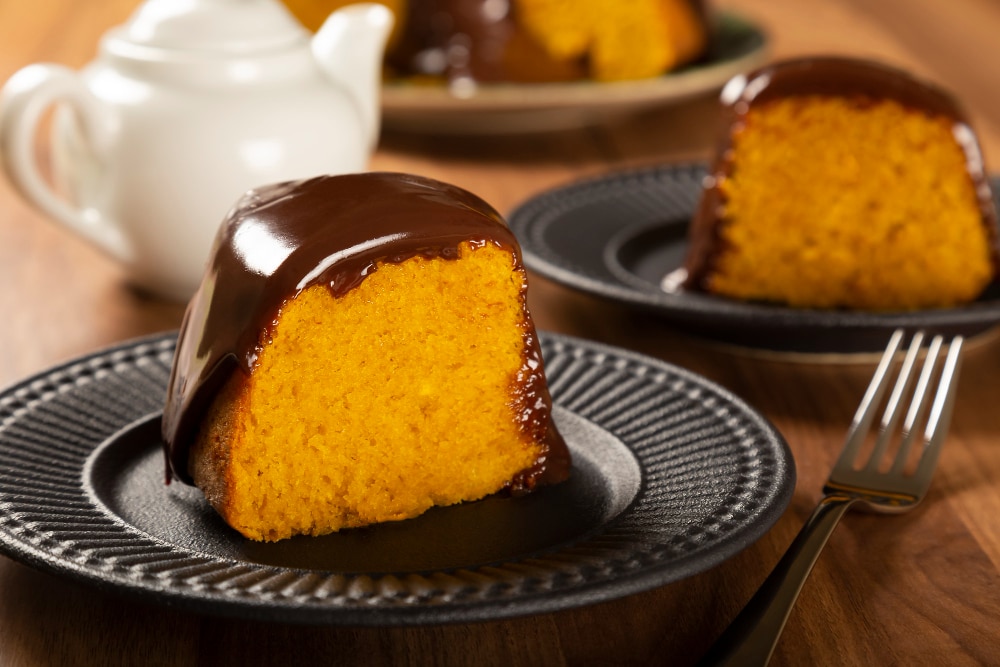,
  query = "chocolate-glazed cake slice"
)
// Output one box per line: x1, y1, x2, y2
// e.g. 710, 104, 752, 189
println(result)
162, 172, 570, 541
683, 57, 998, 311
